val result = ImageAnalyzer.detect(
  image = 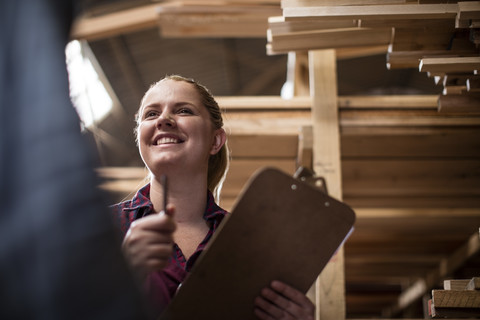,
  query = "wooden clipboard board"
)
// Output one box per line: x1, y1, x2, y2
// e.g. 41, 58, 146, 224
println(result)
159, 167, 355, 320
